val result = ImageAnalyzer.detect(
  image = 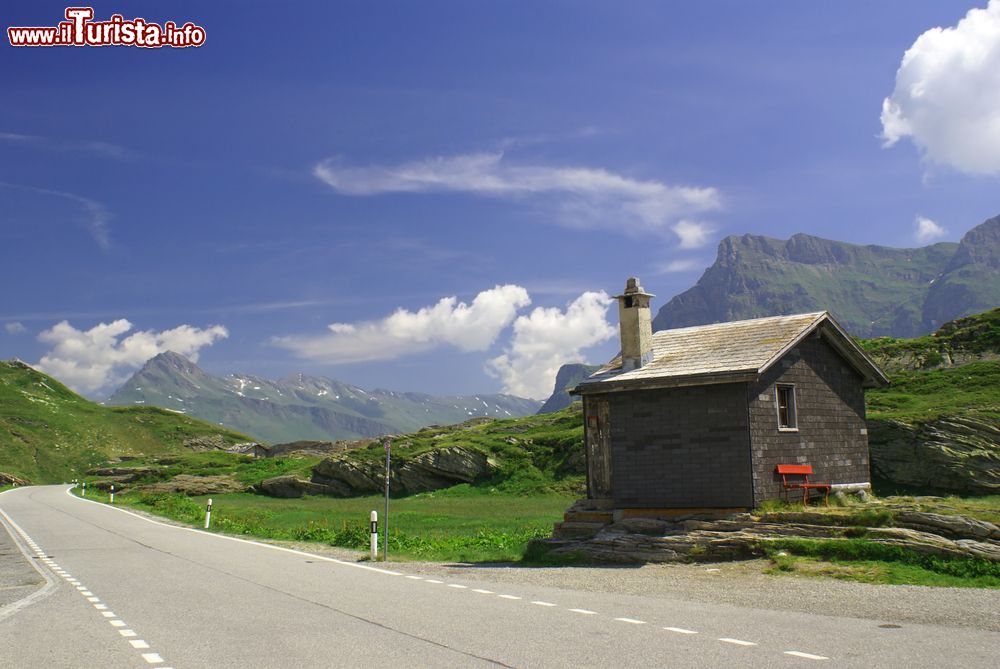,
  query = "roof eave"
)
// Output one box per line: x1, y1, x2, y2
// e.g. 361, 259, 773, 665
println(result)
571, 369, 758, 395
